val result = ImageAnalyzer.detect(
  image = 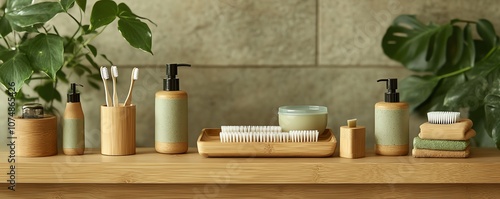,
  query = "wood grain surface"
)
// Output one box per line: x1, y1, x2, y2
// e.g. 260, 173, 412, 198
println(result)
0, 148, 499, 184
0, 184, 499, 198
